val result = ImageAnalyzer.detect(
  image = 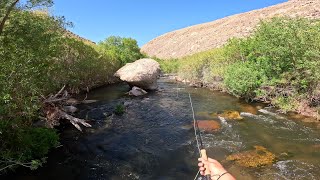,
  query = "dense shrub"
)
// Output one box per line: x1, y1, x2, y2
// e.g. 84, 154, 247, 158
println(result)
0, 10, 142, 172
227, 17, 320, 107
0, 120, 59, 171
161, 17, 320, 113
159, 47, 229, 85
98, 36, 144, 66
224, 61, 266, 98
156, 58, 180, 74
